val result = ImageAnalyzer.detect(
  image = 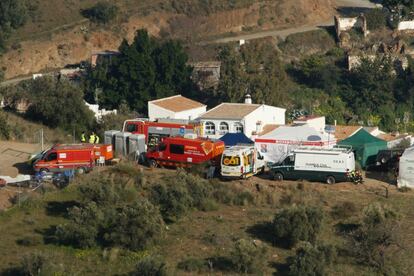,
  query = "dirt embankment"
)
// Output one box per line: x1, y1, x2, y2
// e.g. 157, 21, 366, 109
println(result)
1, 0, 334, 79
